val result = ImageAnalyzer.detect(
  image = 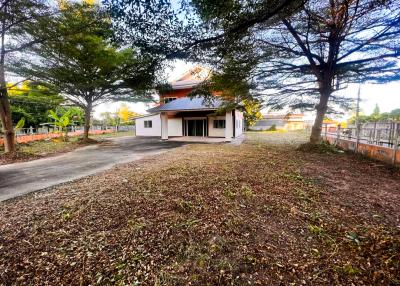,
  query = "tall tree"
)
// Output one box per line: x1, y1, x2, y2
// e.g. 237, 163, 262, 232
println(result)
106, 0, 301, 131
191, 0, 400, 143
0, 0, 51, 152
106, 0, 302, 63
117, 103, 140, 124
8, 81, 64, 128
16, 3, 158, 140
